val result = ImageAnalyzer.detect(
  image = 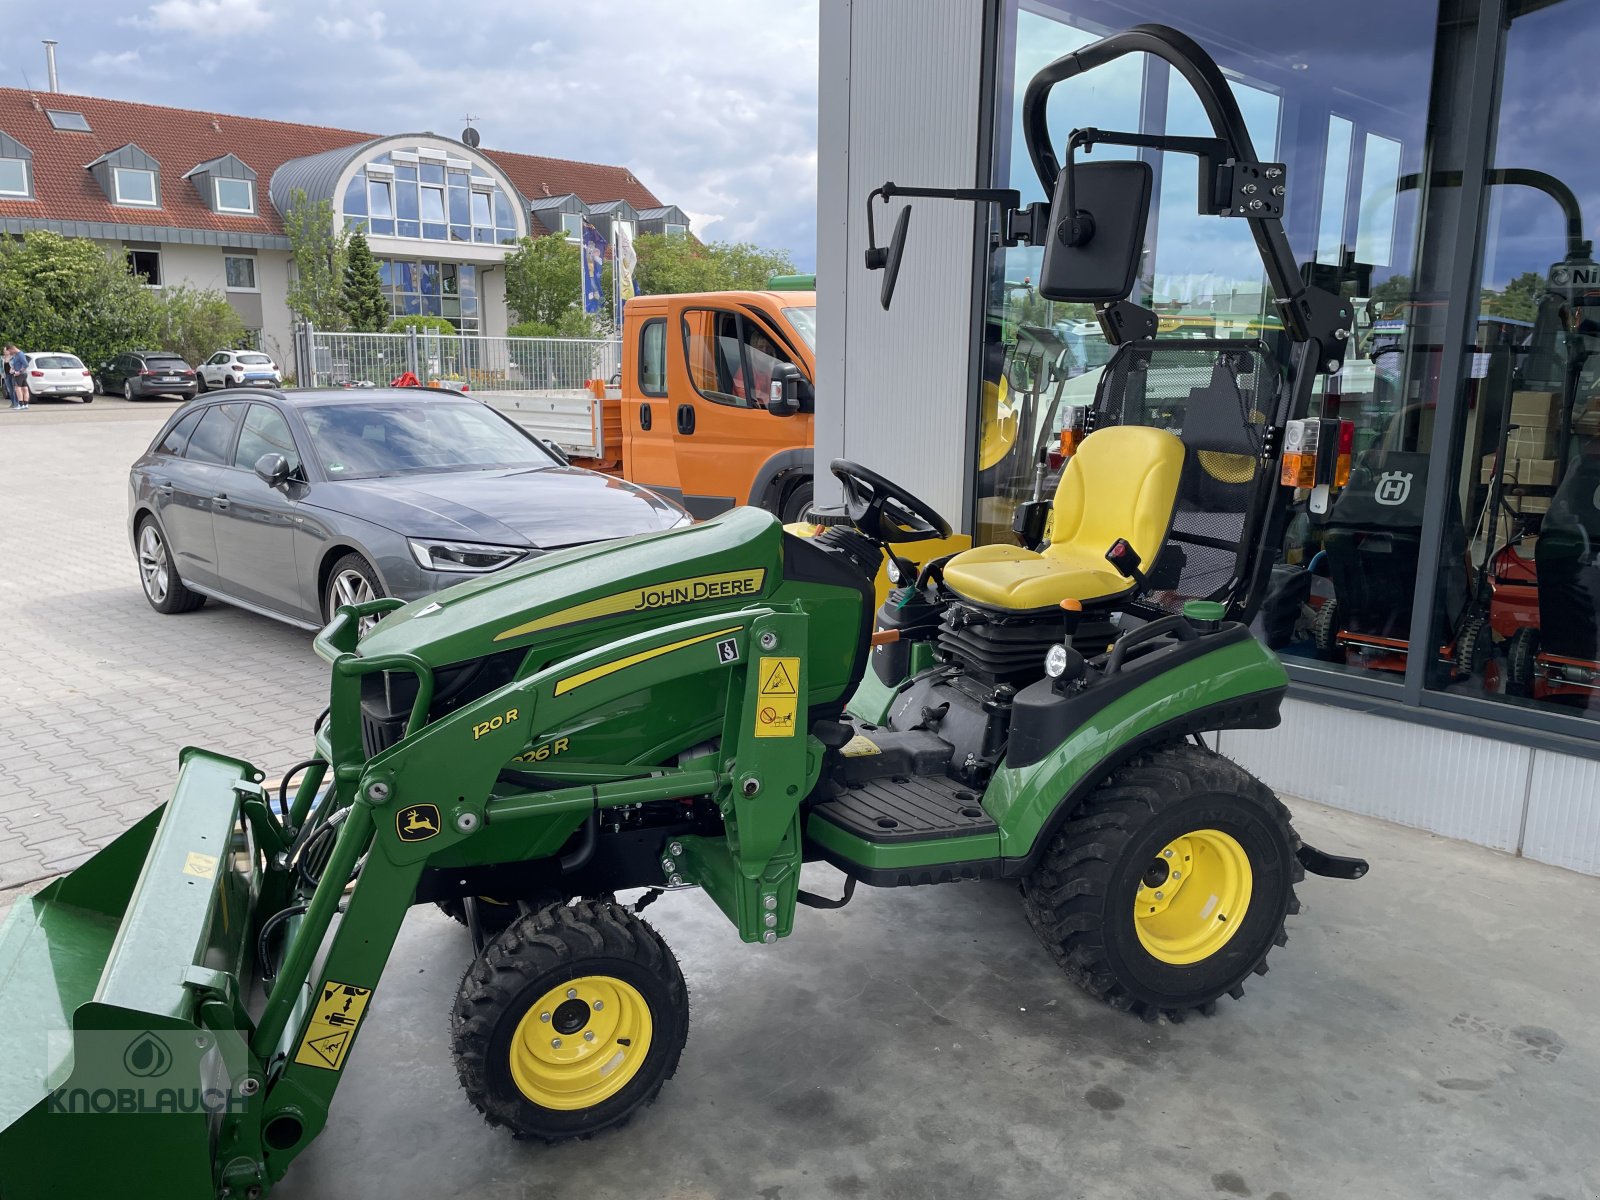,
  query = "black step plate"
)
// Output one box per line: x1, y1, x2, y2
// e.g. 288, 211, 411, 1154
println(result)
811, 775, 997, 843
